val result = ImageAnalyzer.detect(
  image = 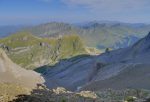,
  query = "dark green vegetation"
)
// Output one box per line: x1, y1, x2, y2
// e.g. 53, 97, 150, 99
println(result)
0, 83, 30, 102
1, 84, 149, 102
0, 32, 87, 69
95, 89, 150, 102
0, 85, 96, 102
26, 22, 150, 49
